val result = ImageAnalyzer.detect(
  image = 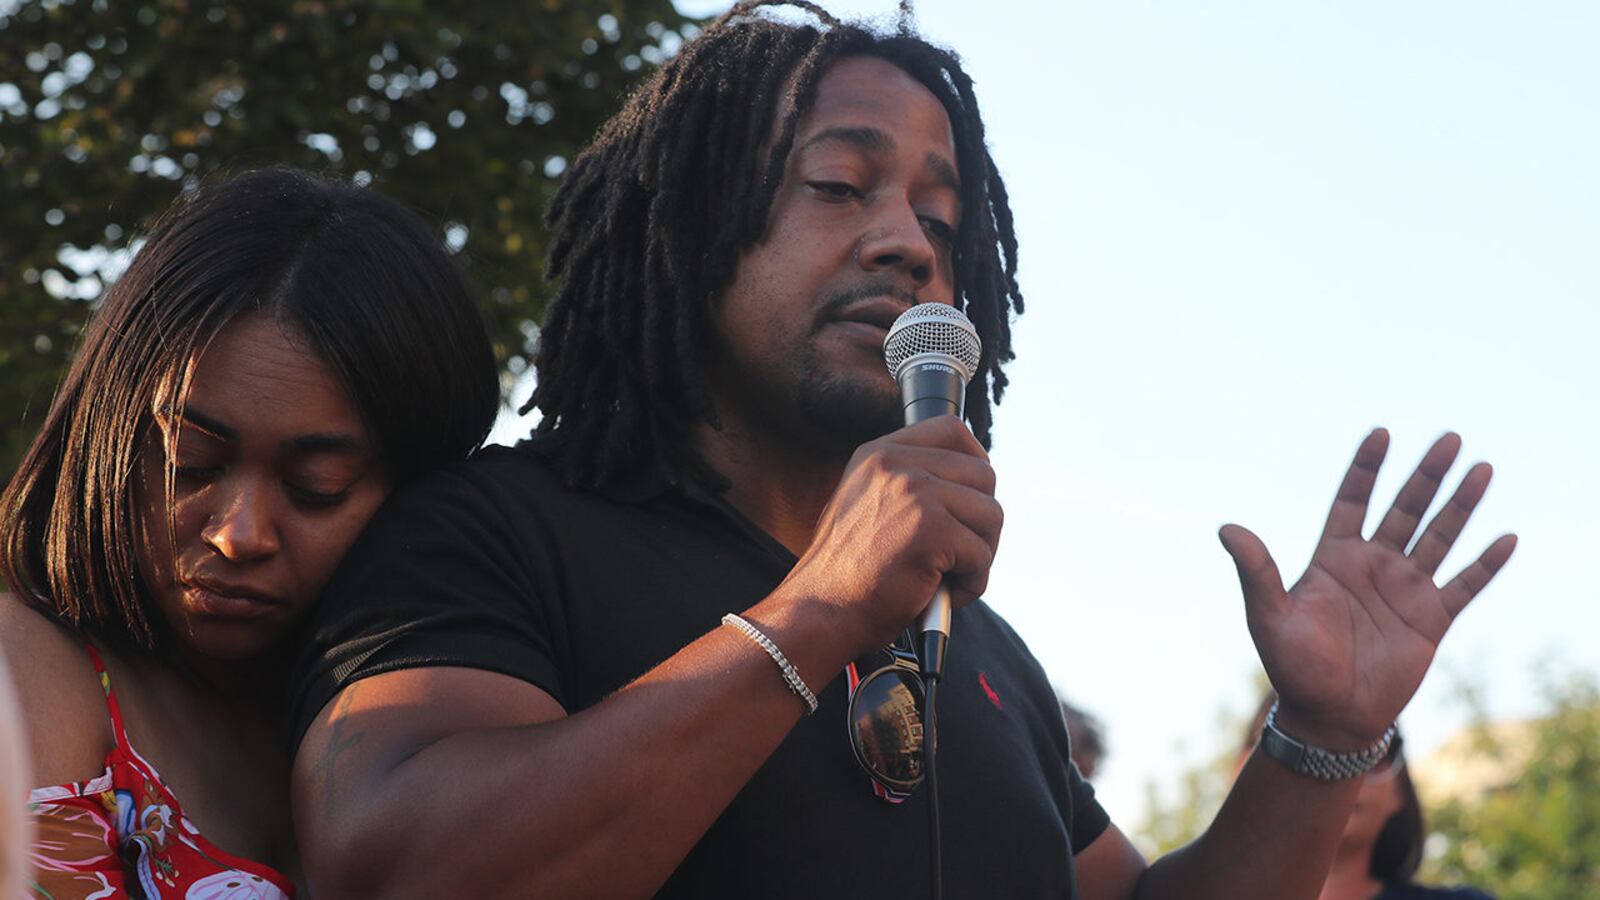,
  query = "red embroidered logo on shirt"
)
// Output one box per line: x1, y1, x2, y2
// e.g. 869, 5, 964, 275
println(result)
978, 671, 1003, 709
